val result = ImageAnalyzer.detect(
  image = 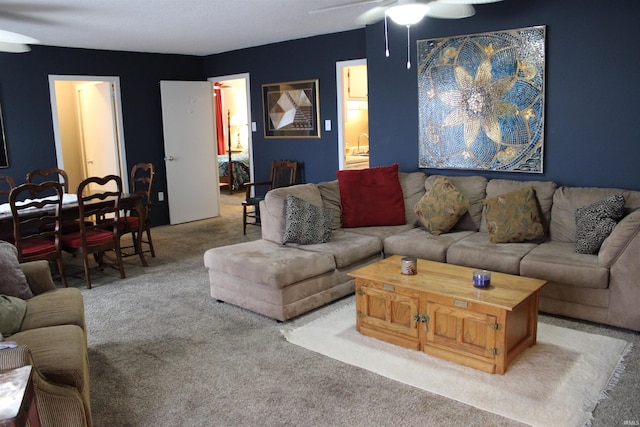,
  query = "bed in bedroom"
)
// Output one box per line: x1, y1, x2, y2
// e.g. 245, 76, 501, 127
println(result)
218, 149, 250, 194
